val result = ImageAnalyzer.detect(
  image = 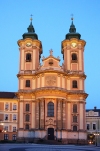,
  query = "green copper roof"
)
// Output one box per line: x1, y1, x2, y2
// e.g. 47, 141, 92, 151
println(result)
65, 20, 81, 39
23, 20, 38, 40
